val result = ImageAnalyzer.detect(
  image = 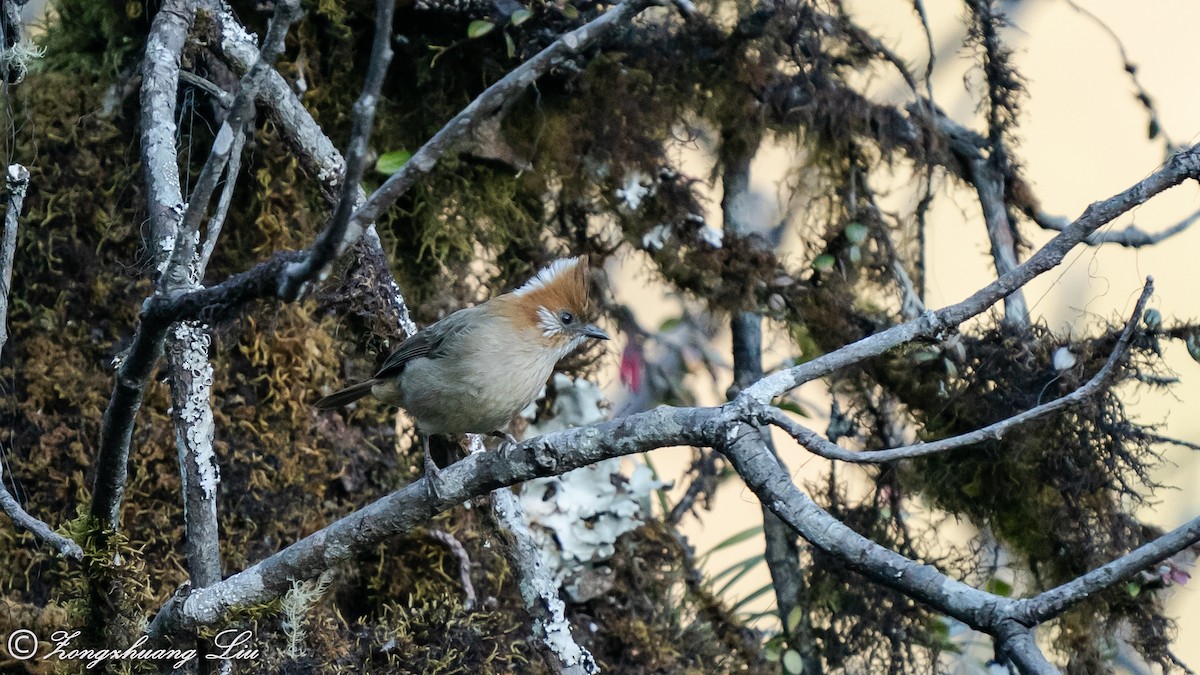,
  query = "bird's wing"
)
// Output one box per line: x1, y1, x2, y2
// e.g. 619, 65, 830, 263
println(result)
373, 305, 483, 379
